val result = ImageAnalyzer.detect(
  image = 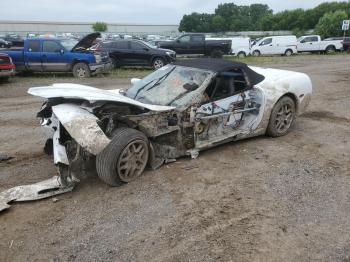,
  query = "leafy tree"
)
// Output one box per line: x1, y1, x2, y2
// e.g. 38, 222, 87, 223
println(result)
315, 10, 348, 38
92, 22, 108, 32
178, 1, 350, 33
